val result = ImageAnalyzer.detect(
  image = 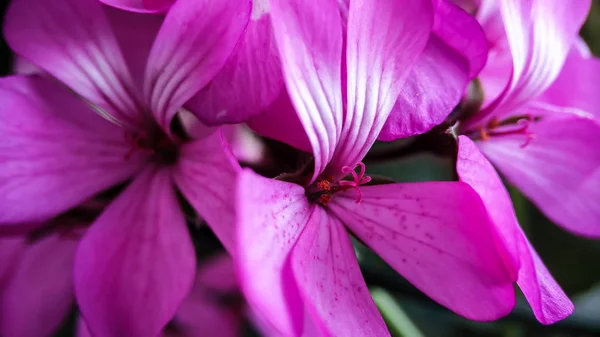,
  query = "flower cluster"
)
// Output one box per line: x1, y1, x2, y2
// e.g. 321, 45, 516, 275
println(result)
0, 0, 598, 336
